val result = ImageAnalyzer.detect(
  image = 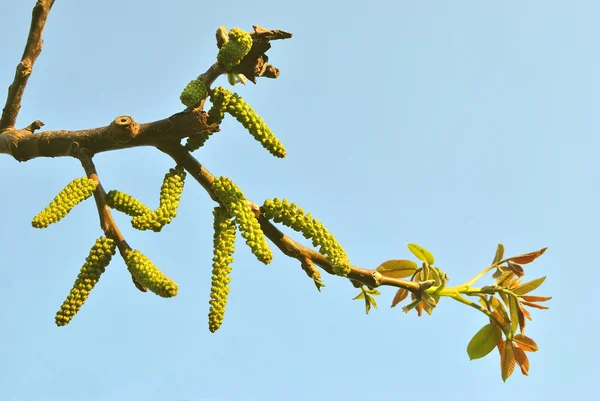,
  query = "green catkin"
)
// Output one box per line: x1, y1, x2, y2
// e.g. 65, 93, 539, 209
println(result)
124, 250, 178, 298
216, 28, 253, 71
180, 79, 208, 107
262, 198, 351, 276
211, 177, 272, 264
131, 166, 186, 232
55, 237, 116, 326
225, 92, 286, 158
106, 190, 152, 217
32, 177, 97, 228
208, 206, 236, 333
